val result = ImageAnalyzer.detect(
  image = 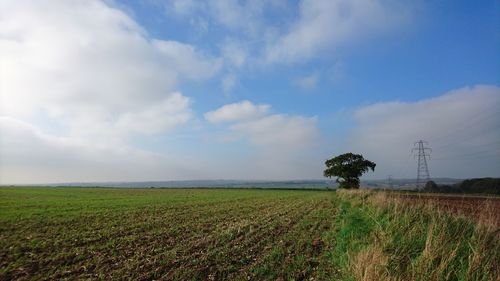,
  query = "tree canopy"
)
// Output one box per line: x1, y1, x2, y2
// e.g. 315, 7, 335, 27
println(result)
323, 153, 376, 189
